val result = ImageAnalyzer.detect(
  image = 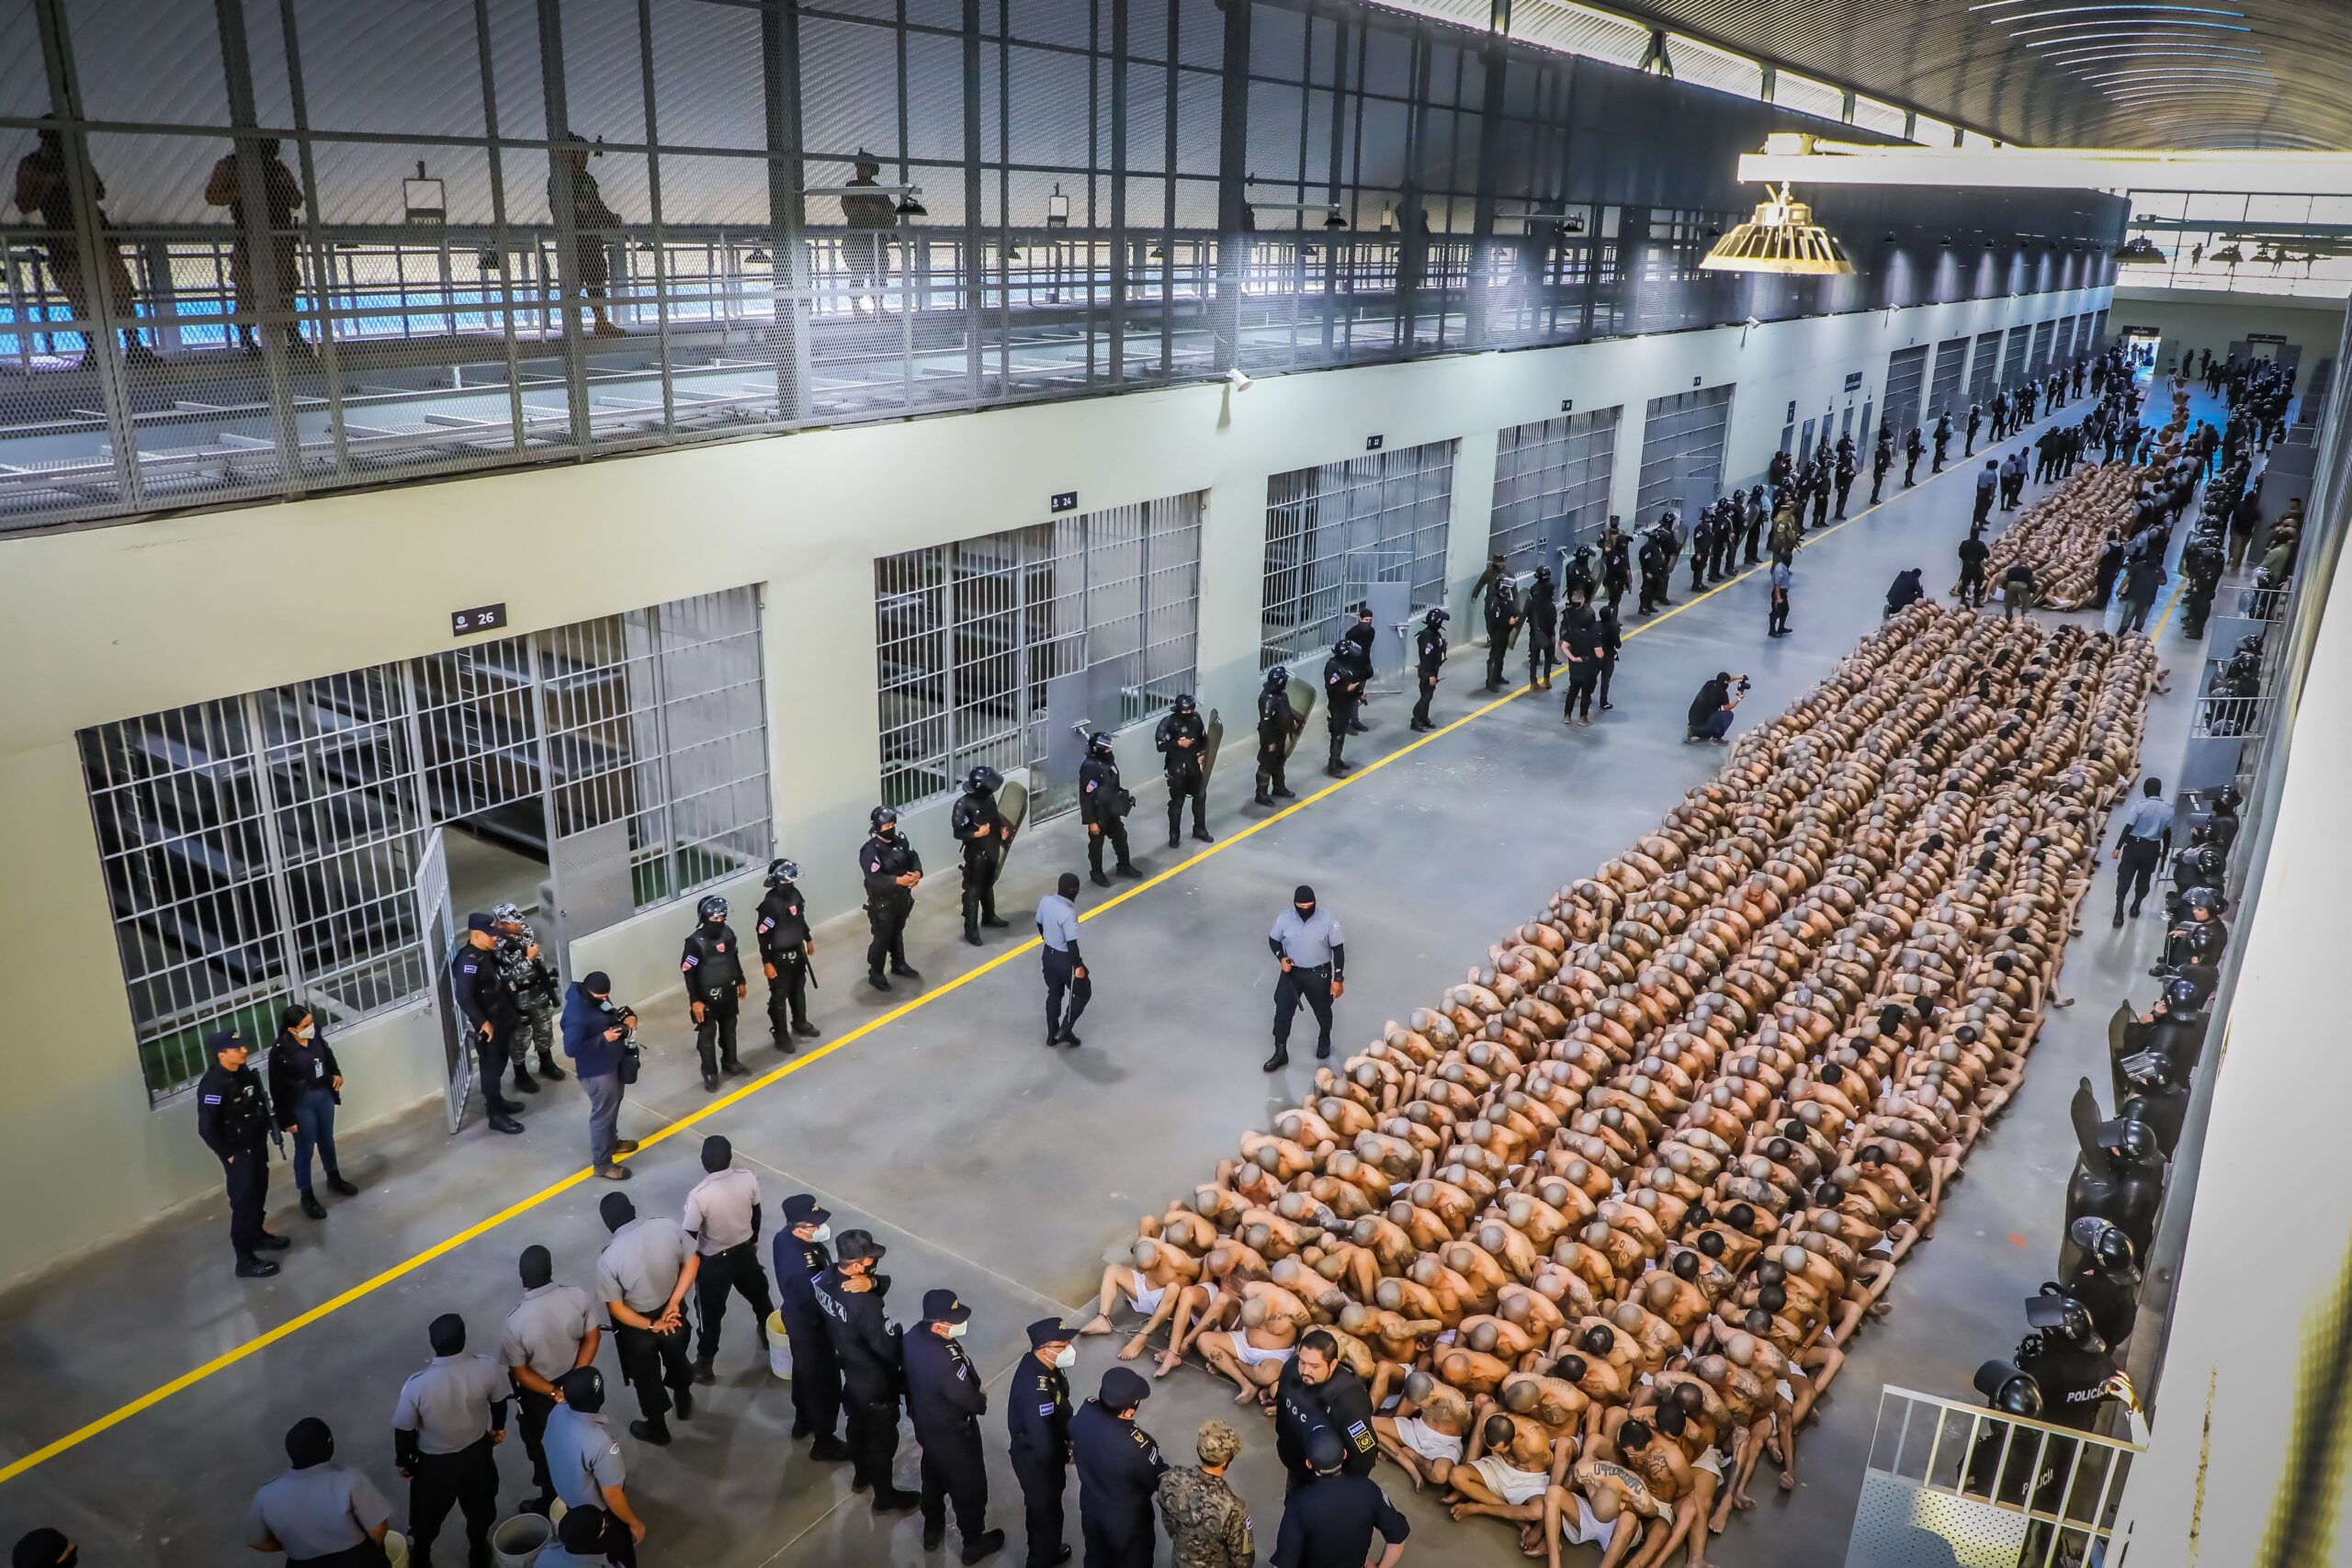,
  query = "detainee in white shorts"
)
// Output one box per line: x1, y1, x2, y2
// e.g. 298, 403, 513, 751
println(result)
1393, 1416, 1464, 1463
1227, 1332, 1293, 1368
1559, 1491, 1623, 1550
1466, 1455, 1548, 1506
